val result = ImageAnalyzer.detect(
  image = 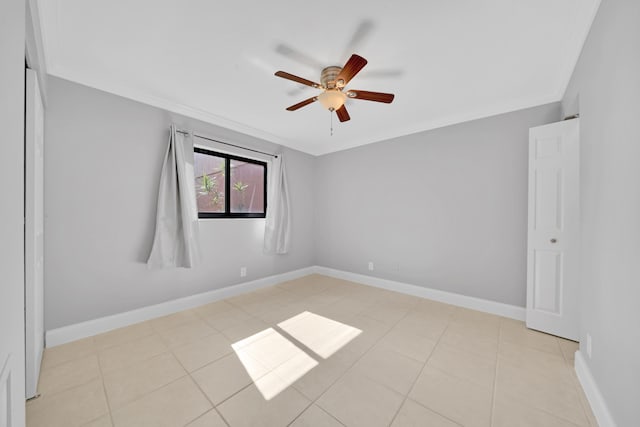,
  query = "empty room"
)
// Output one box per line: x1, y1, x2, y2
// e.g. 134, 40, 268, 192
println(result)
1, 0, 639, 426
